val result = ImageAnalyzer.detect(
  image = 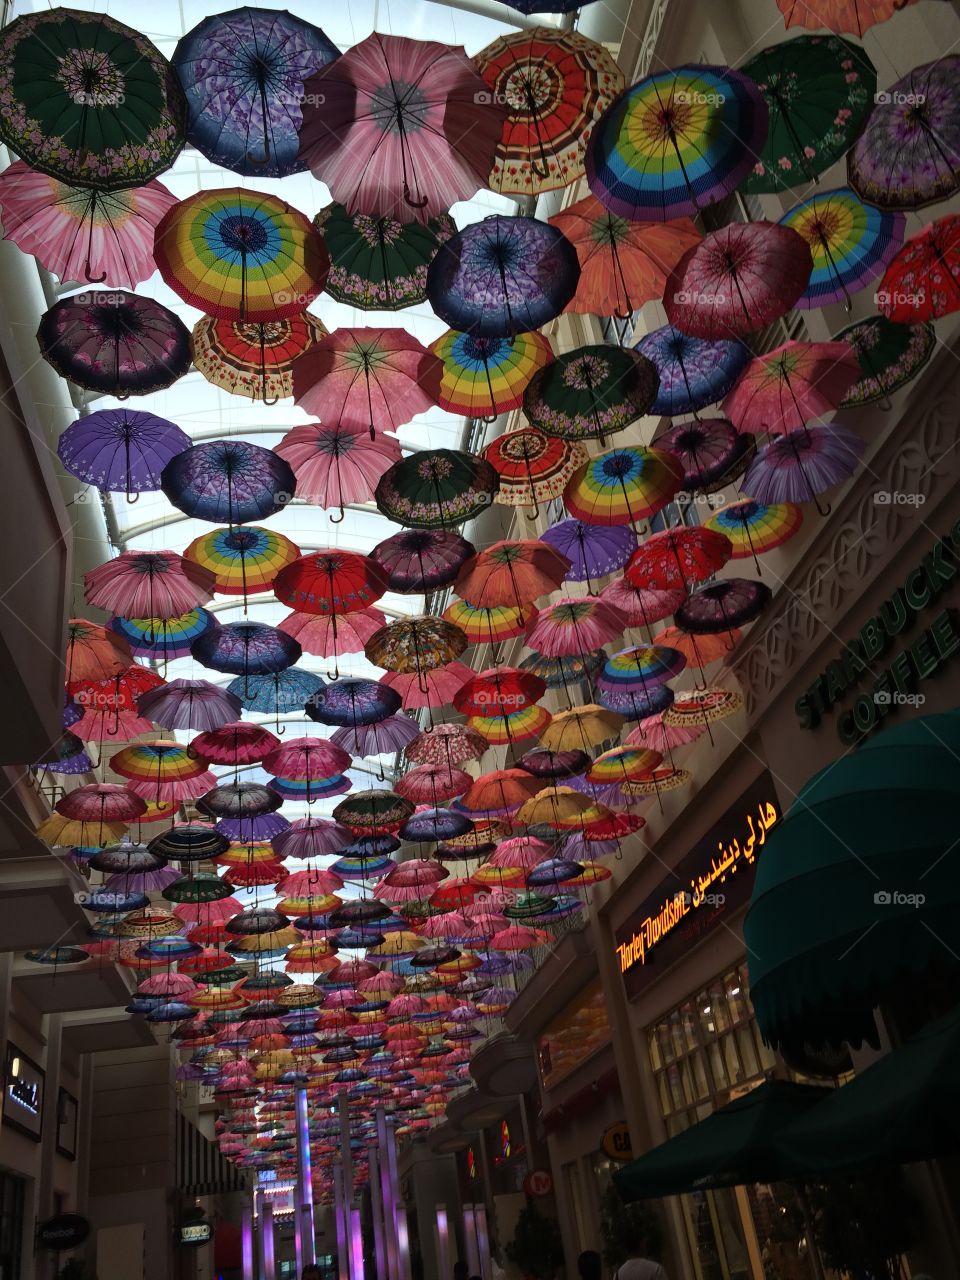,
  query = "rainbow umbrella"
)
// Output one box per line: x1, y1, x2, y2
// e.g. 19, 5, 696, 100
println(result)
109, 609, 216, 663
442, 601, 535, 647
111, 741, 209, 792
587, 746, 662, 785
185, 526, 300, 602
432, 331, 553, 422
705, 499, 803, 572
563, 447, 683, 529
155, 189, 329, 321
269, 776, 352, 802
586, 64, 769, 221
484, 429, 587, 519
467, 706, 552, 747
779, 187, 905, 309
597, 645, 687, 693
